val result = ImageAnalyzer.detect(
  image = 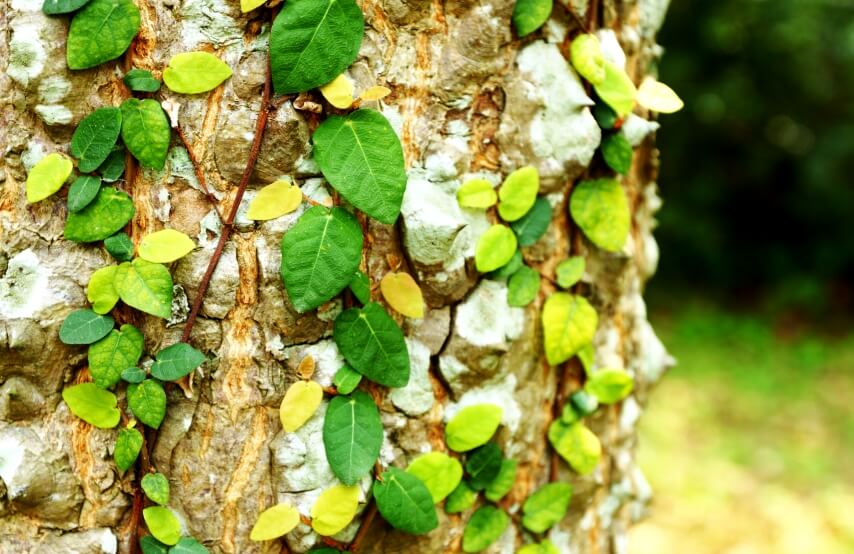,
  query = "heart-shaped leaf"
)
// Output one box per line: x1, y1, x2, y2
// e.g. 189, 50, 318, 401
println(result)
62, 383, 120, 428
128, 379, 167, 429
120, 98, 171, 170
138, 229, 196, 264
88, 324, 144, 389
380, 272, 424, 318
26, 153, 72, 203
87, 265, 119, 314
570, 178, 630, 252
498, 166, 539, 221
150, 342, 205, 381
456, 179, 497, 209
163, 52, 232, 95
279, 380, 322, 432
570, 34, 606, 85
310, 484, 360, 536
475, 225, 518, 273
247, 179, 303, 221
485, 458, 518, 502
66, 0, 140, 70
333, 302, 410, 388
555, 256, 585, 289
141, 472, 170, 505
542, 293, 597, 365
445, 404, 503, 452
143, 506, 181, 546
507, 265, 541, 307
585, 368, 634, 404
104, 232, 134, 262
406, 452, 463, 503
522, 482, 572, 533
114, 259, 173, 319
250, 503, 300, 541
594, 61, 637, 118
71, 107, 122, 173
510, 197, 551, 247
59, 308, 114, 345
322, 391, 382, 485
462, 506, 509, 553
65, 187, 135, 243
373, 467, 438, 535
115, 427, 143, 471
67, 176, 102, 213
